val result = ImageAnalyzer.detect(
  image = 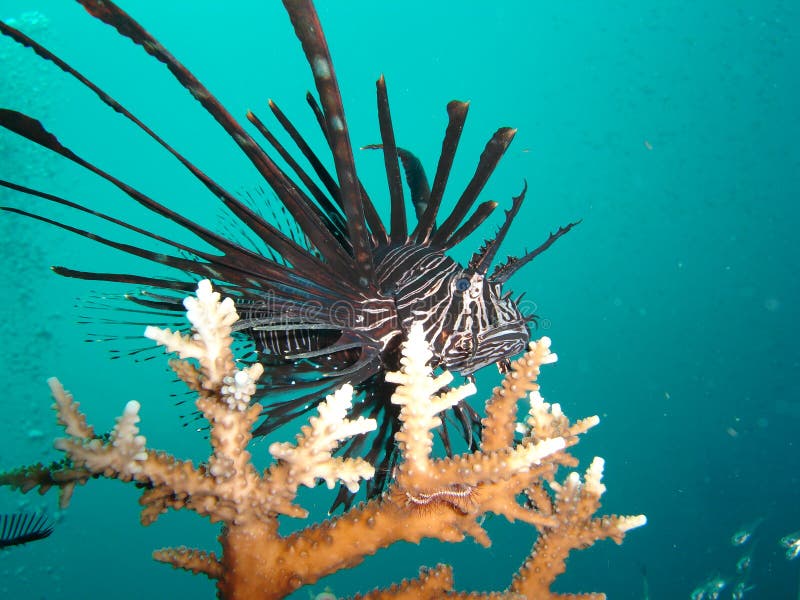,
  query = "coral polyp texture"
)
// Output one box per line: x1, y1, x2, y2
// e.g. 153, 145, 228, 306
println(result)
0, 280, 645, 599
